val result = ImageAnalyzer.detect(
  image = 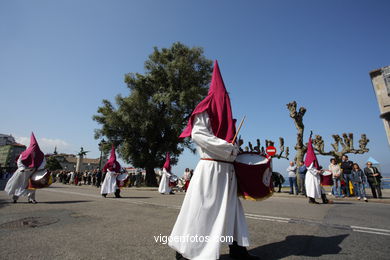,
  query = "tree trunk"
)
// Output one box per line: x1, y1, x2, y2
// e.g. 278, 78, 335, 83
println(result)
145, 166, 158, 187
